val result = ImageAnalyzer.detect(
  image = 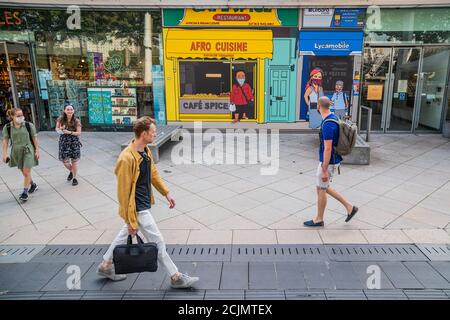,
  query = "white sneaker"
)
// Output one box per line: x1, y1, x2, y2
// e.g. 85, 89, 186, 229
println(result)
170, 273, 199, 289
